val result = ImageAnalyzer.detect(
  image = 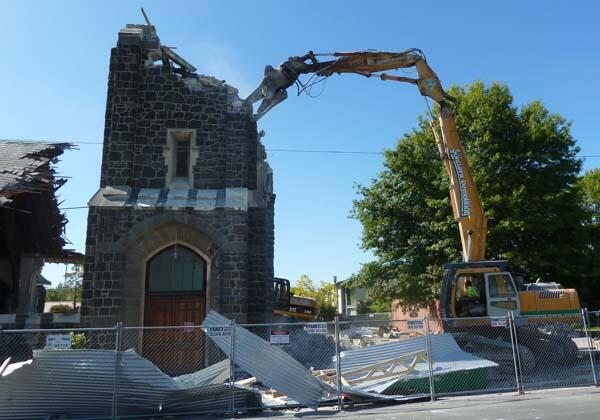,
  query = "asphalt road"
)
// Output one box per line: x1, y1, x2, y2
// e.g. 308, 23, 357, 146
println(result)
225, 386, 600, 420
